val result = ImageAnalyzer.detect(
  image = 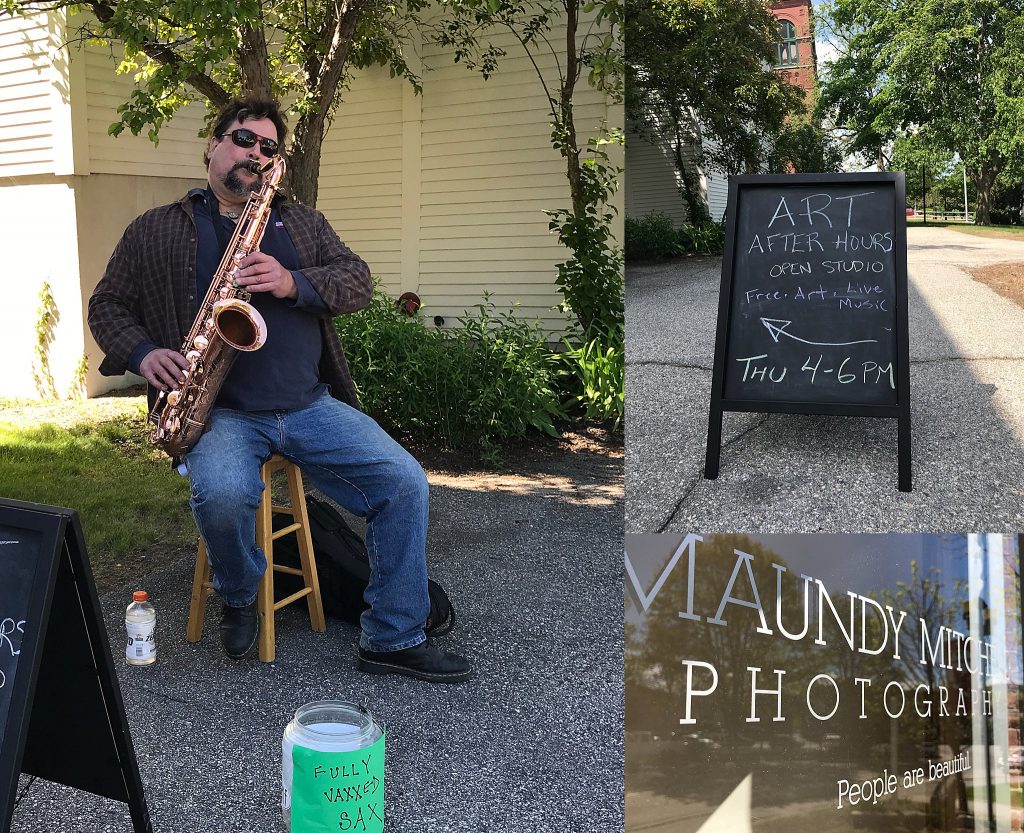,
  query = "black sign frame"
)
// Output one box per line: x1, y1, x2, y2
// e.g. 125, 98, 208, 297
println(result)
0, 498, 151, 833
705, 172, 912, 492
